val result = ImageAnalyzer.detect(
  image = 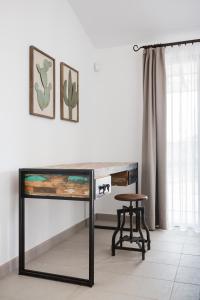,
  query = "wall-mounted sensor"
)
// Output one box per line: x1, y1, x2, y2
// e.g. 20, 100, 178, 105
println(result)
94, 63, 101, 72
